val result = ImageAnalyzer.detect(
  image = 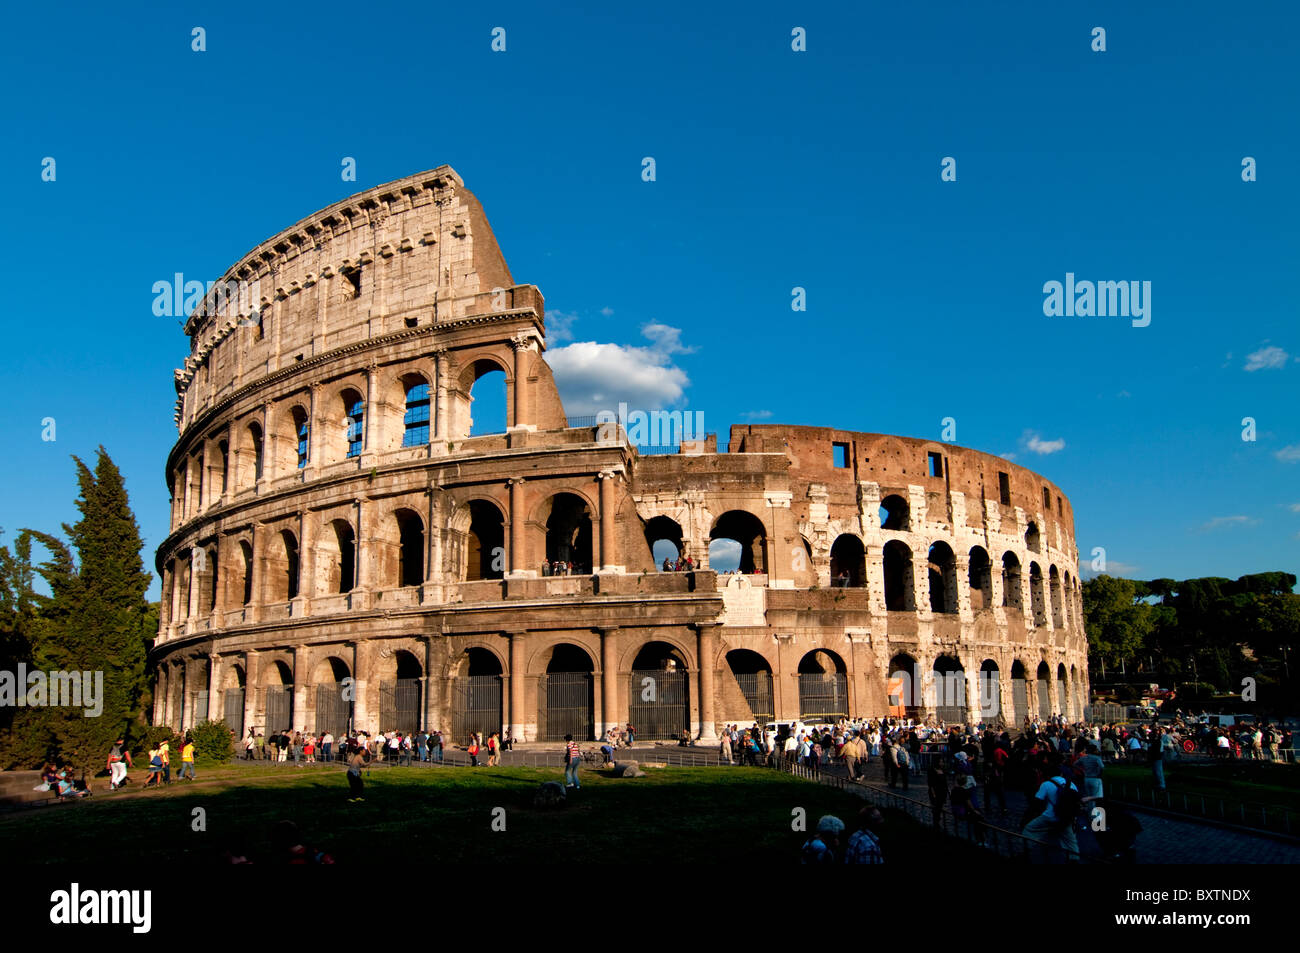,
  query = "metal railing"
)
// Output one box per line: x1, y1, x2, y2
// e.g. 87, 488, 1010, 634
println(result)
1106, 779, 1299, 837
